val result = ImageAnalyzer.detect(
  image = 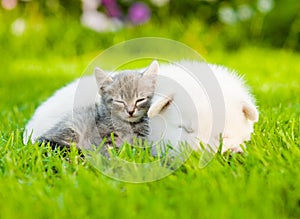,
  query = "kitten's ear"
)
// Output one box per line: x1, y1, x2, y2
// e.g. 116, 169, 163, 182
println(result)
143, 60, 159, 77
94, 67, 113, 89
148, 95, 173, 118
242, 101, 259, 122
